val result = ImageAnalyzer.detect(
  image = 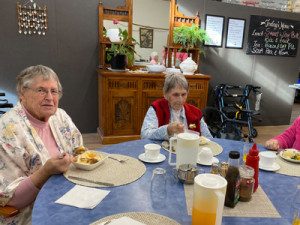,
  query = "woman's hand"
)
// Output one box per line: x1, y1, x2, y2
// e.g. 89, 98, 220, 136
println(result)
265, 139, 279, 151
30, 153, 73, 189
167, 122, 185, 136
